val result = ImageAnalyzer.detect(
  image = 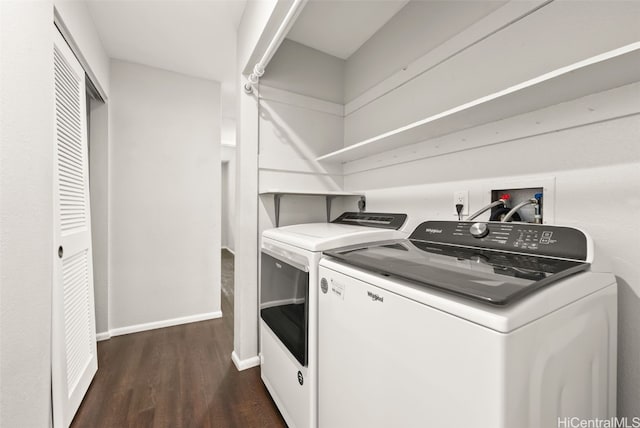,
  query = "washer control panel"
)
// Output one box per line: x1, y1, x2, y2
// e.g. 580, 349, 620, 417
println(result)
410, 221, 588, 261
